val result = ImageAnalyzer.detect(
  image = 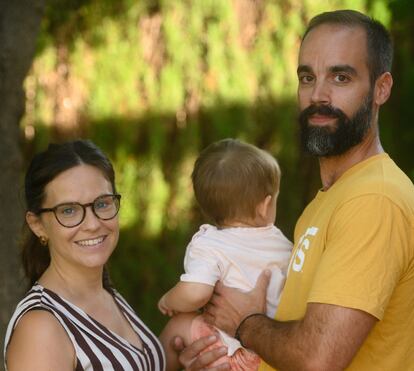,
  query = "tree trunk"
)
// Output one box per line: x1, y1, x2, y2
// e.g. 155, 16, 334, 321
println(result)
0, 0, 45, 368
